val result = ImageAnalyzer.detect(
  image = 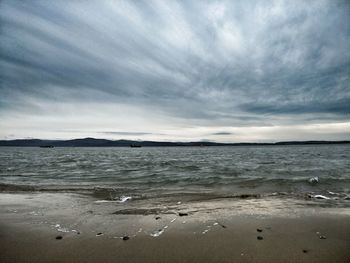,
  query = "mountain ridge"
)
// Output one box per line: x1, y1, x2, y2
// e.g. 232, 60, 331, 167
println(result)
0, 138, 349, 147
